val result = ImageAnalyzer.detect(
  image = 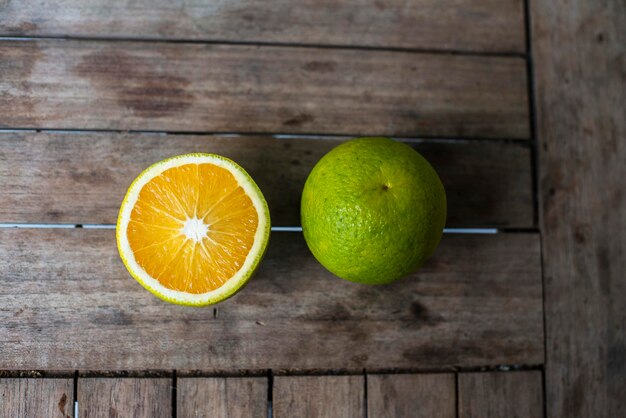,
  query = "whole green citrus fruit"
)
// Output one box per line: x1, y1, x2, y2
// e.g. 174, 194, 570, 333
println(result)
301, 137, 446, 285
